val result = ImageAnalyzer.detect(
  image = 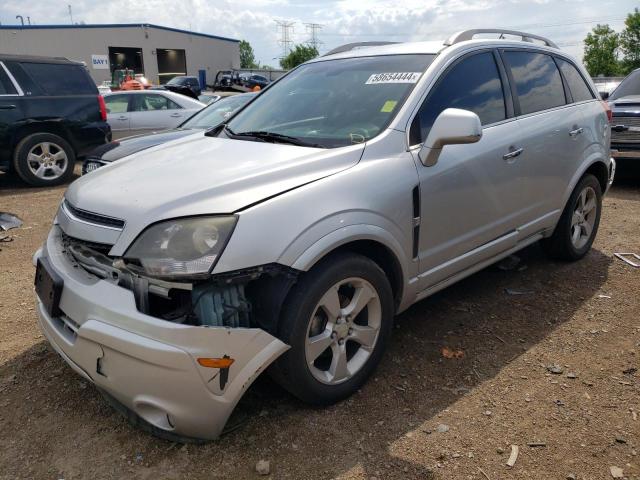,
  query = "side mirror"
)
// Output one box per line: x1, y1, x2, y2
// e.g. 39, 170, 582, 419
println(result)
600, 91, 610, 100
418, 108, 482, 167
